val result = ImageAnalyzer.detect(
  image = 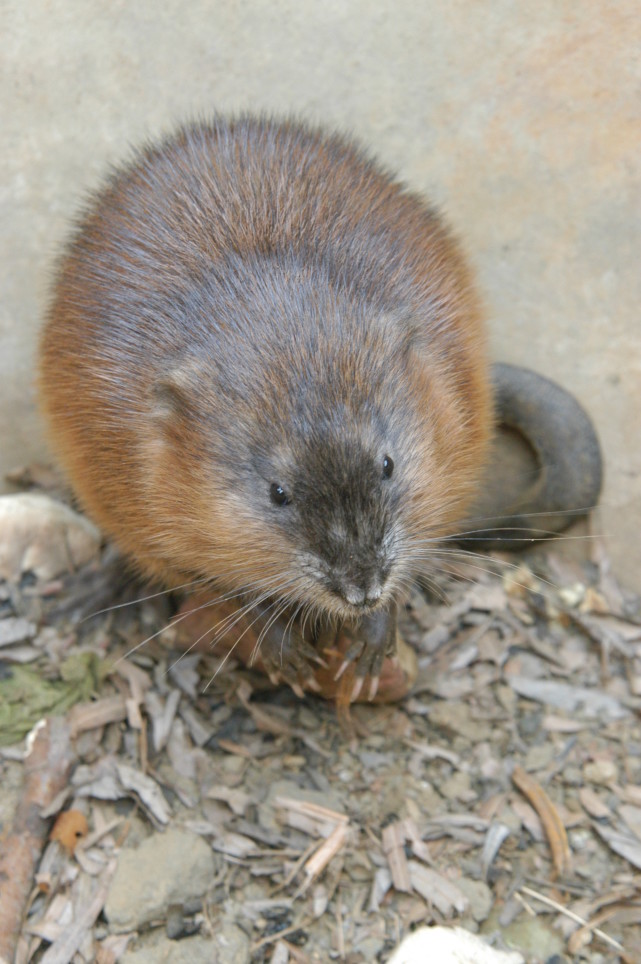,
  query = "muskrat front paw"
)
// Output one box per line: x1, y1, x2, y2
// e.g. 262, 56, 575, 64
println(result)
255, 616, 326, 697
335, 604, 399, 699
